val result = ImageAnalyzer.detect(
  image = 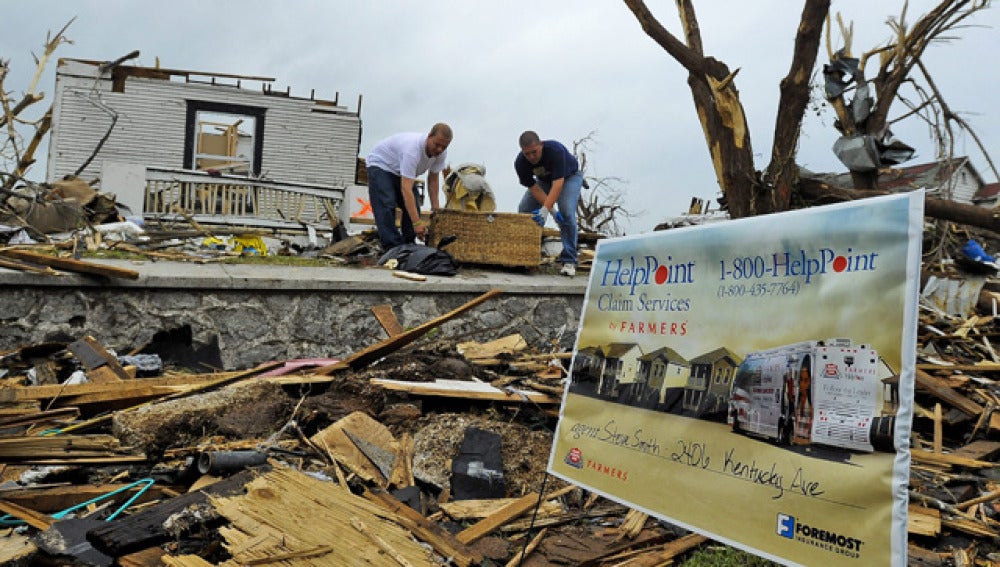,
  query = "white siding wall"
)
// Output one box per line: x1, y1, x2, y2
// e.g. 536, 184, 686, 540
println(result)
47, 61, 360, 187
949, 164, 981, 204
